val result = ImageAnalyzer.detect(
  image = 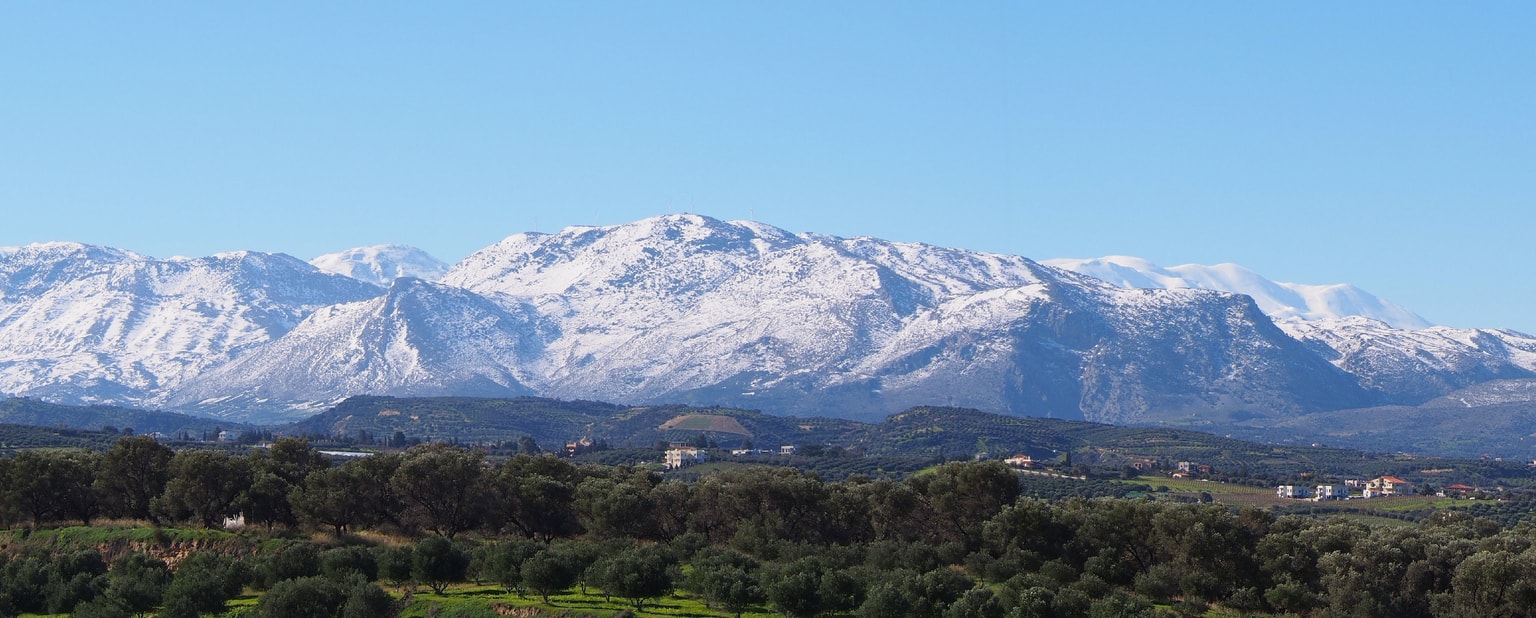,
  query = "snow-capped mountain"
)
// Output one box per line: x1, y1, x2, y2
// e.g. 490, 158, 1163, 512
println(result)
310, 244, 449, 287
1278, 317, 1536, 403
437, 215, 1367, 422
0, 242, 382, 408
1043, 256, 1432, 329
2, 215, 1528, 429
171, 278, 543, 419
1042, 256, 1536, 406
439, 216, 1049, 407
